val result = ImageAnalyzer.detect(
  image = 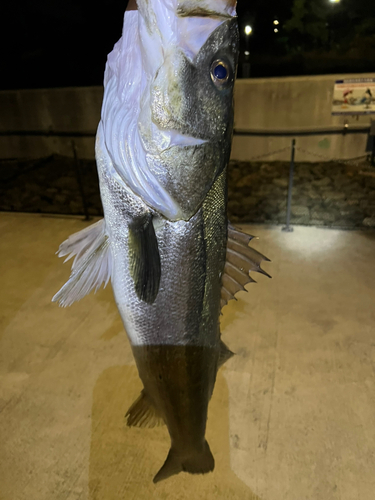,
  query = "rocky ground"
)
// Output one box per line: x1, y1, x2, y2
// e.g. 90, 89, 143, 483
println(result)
228, 160, 375, 229
1, 155, 375, 228
0, 155, 102, 218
